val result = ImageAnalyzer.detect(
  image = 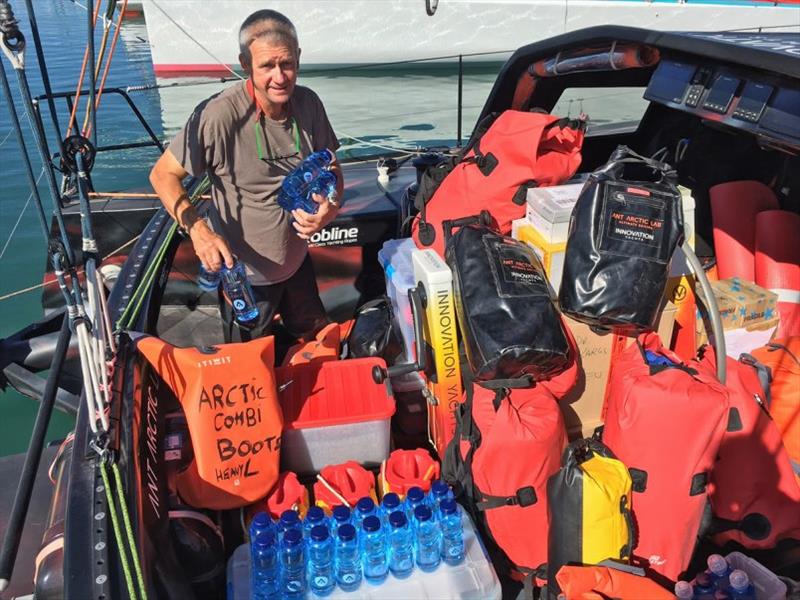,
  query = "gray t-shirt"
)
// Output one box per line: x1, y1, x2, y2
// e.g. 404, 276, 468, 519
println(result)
169, 82, 340, 285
